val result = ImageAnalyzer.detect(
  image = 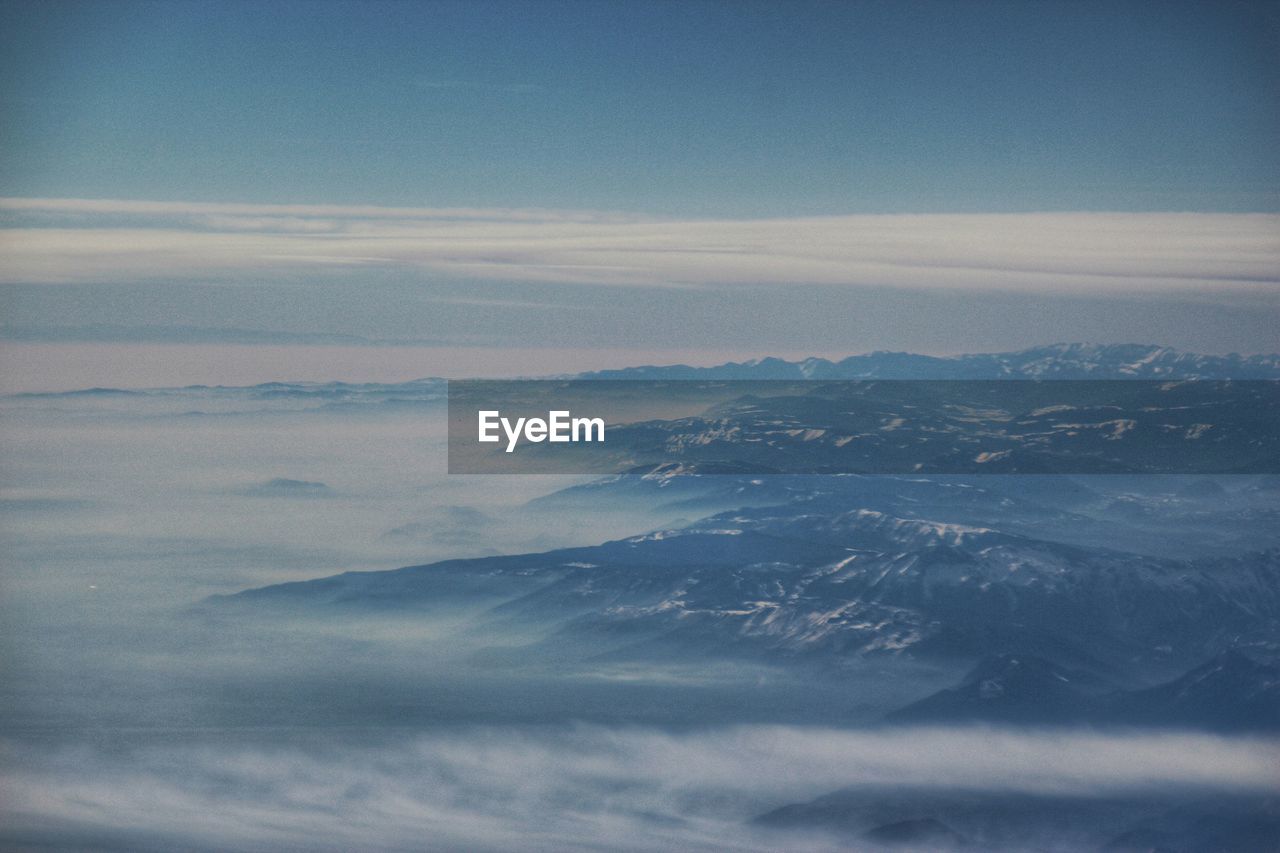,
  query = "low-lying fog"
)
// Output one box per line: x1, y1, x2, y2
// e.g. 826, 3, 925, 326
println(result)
0, 386, 652, 610
2, 386, 1277, 850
